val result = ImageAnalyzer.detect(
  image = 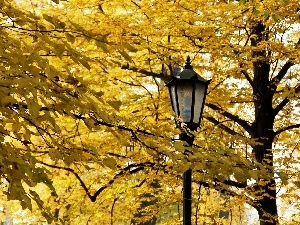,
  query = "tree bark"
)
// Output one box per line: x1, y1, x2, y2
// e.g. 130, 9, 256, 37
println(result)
250, 20, 279, 225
